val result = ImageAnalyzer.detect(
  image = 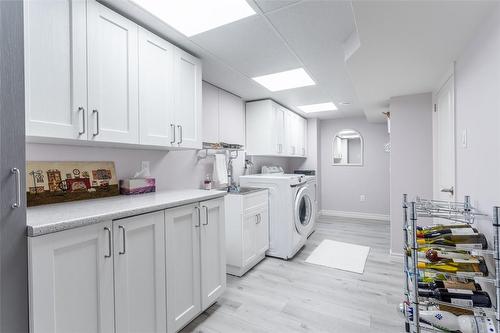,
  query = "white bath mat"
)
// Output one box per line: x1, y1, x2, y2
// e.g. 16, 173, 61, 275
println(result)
305, 239, 370, 274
